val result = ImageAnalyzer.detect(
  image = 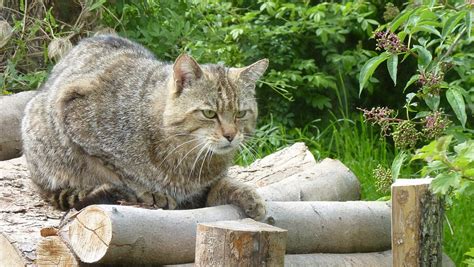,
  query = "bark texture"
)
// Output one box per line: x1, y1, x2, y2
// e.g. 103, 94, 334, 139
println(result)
59, 201, 391, 265
391, 178, 443, 267
0, 157, 63, 265
195, 219, 287, 267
